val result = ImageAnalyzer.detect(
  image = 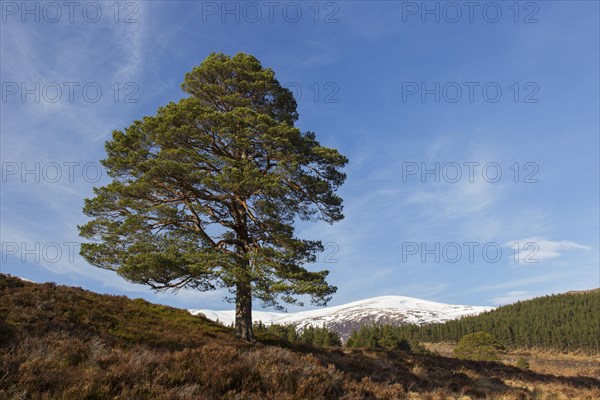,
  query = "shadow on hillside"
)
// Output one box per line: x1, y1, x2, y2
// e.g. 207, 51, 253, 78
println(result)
310, 348, 600, 398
